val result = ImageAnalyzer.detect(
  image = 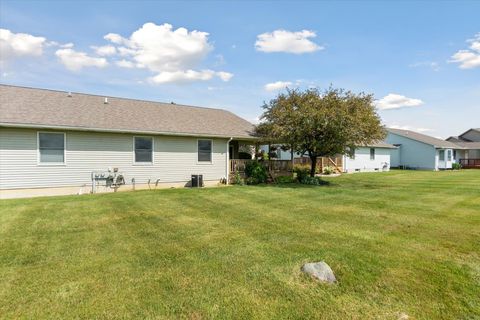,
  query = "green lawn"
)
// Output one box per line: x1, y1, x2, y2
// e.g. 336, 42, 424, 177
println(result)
1, 170, 479, 319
